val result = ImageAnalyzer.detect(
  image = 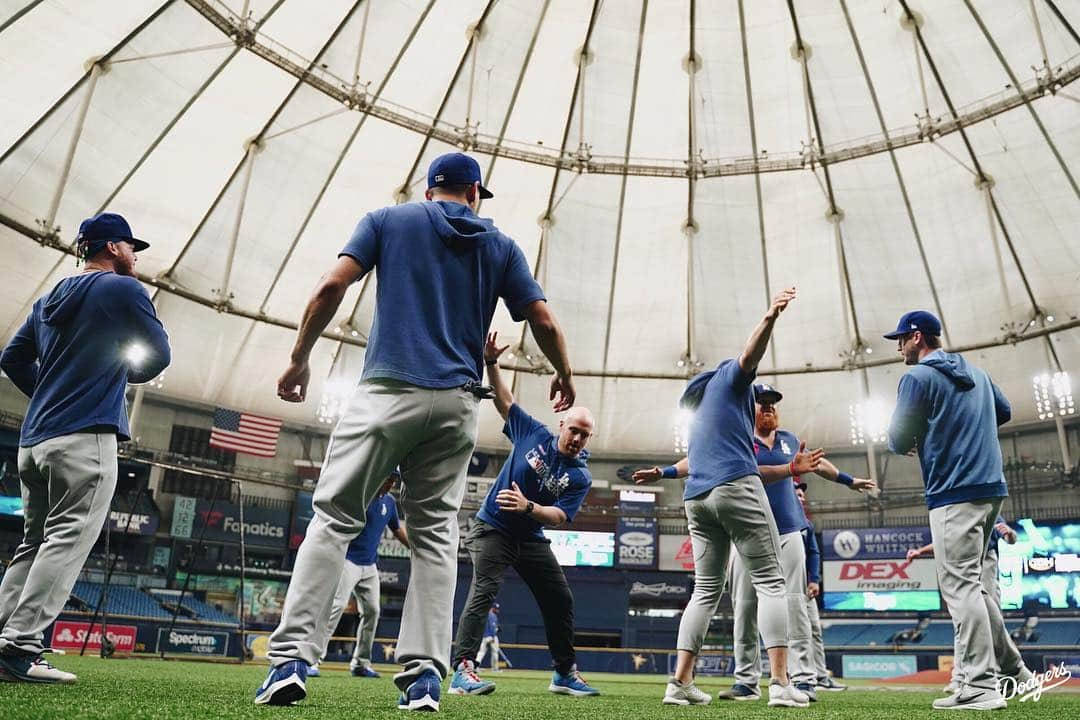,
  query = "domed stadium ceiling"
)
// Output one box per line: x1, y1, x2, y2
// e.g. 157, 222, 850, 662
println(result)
1, 0, 1078, 456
